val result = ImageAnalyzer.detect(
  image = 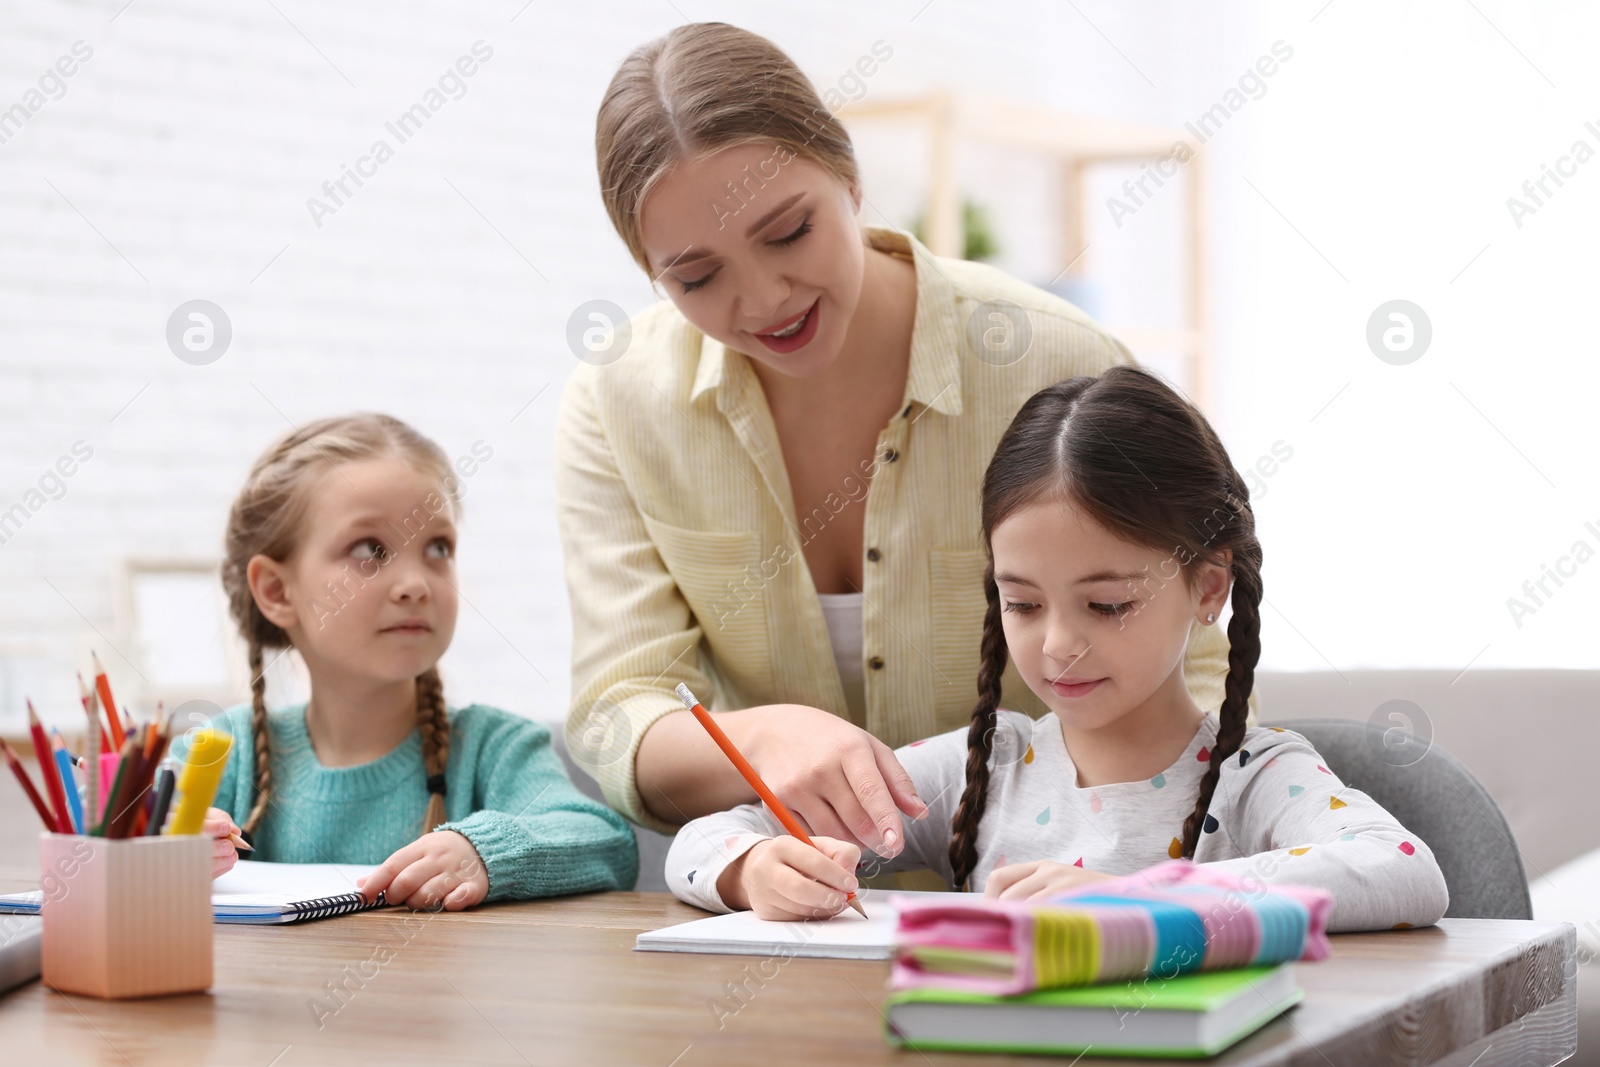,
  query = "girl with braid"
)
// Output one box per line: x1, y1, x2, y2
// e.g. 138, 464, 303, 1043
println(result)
666, 367, 1448, 931
186, 414, 637, 909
